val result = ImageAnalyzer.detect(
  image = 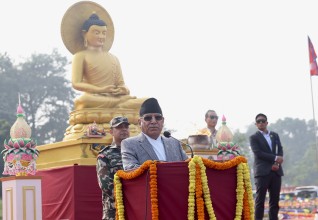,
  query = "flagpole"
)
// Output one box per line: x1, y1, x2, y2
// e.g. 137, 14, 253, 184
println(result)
309, 75, 318, 164
307, 36, 318, 165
